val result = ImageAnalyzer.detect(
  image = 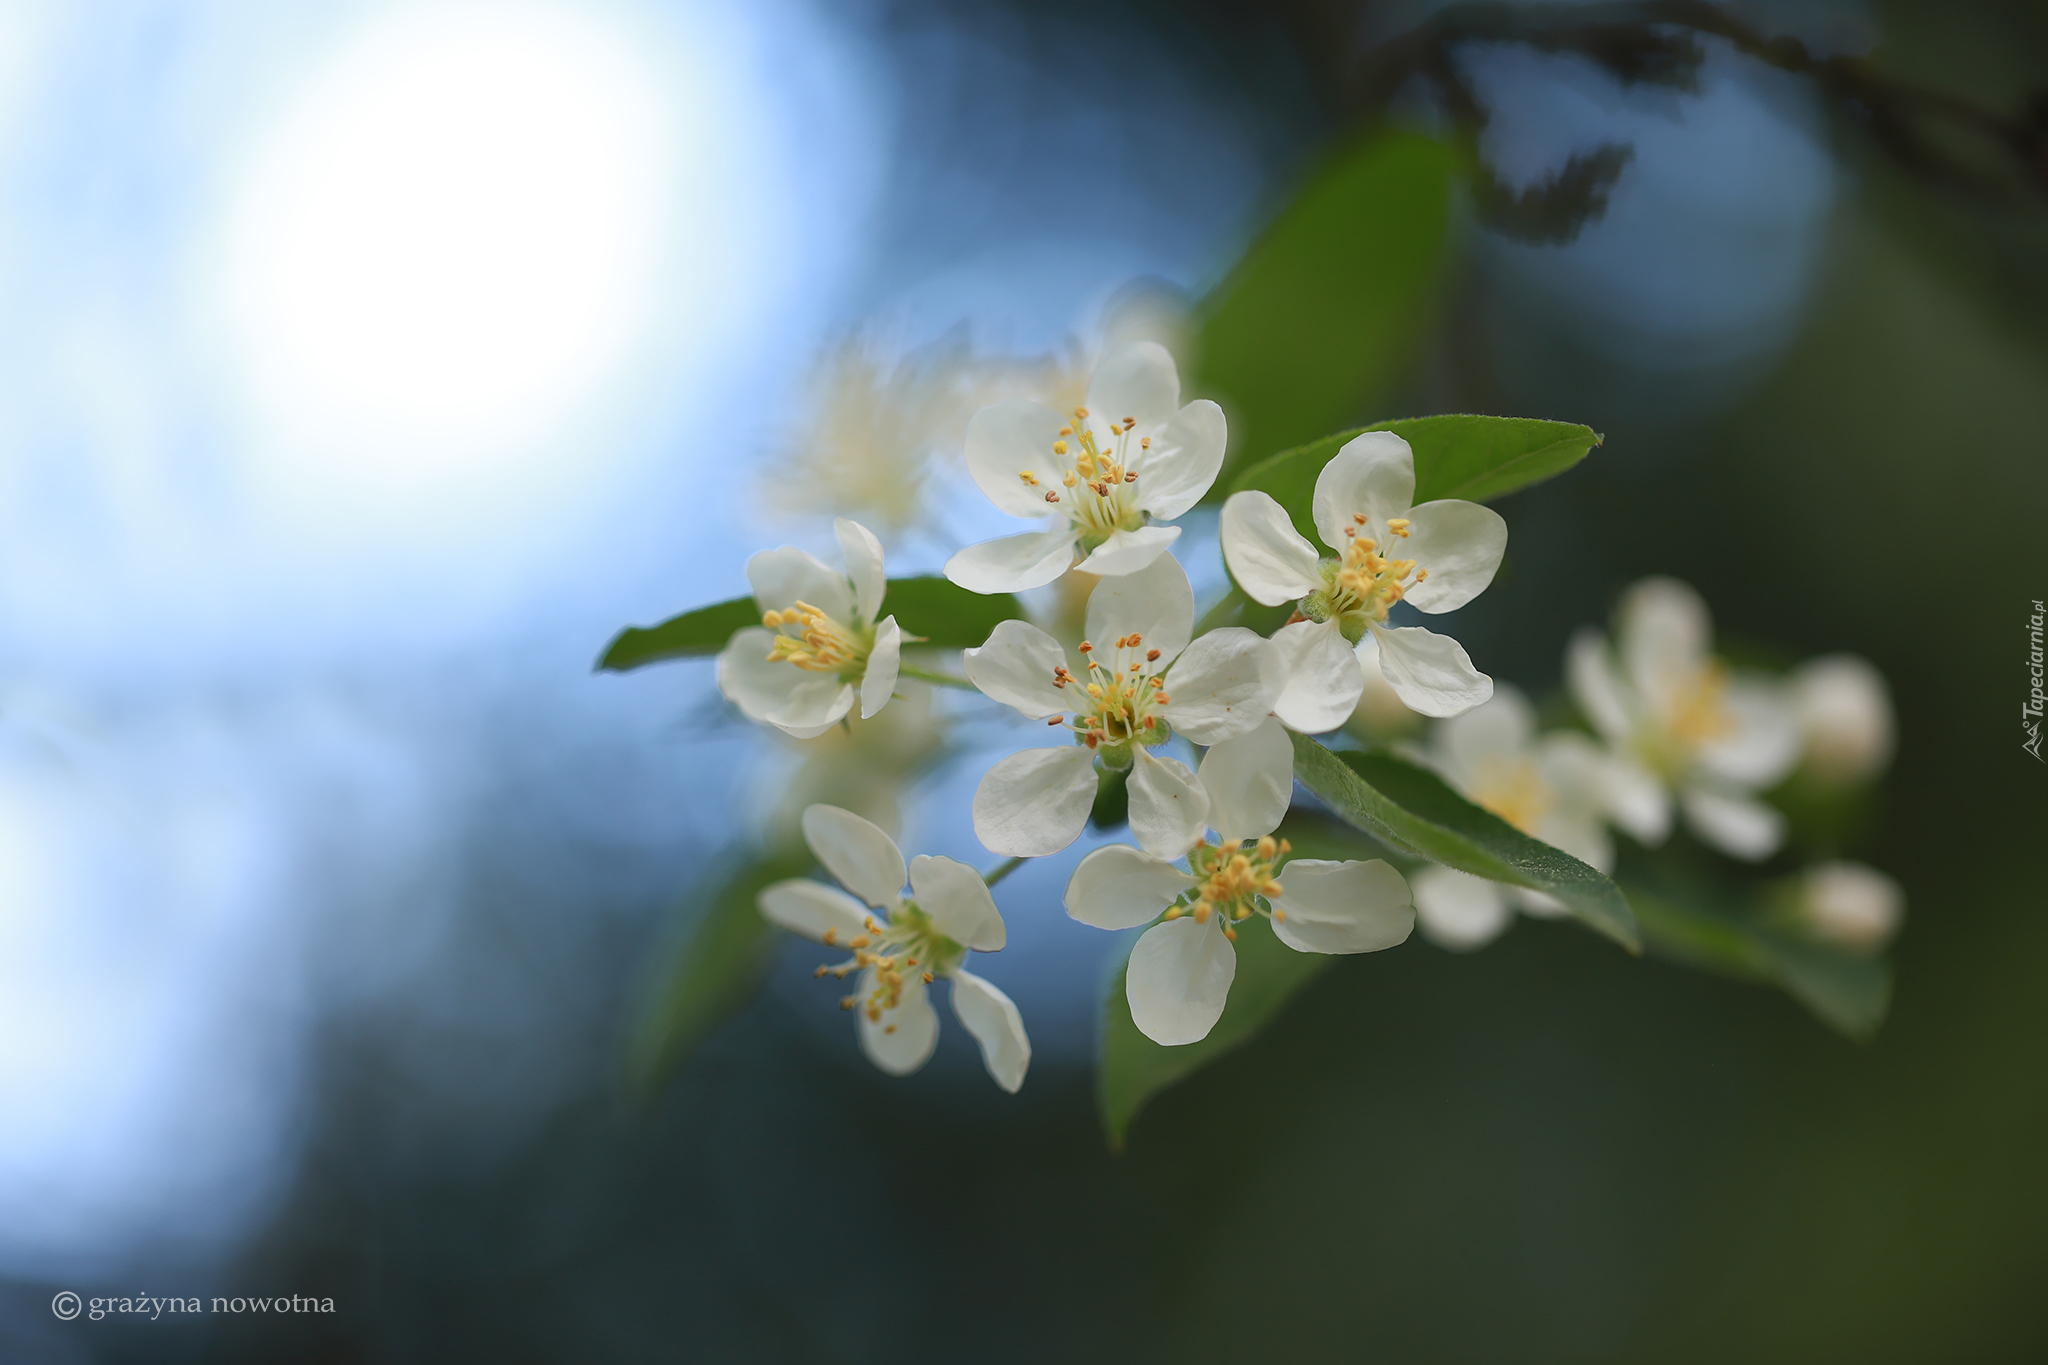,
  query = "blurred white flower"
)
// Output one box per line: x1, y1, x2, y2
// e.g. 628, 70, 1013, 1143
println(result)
716, 518, 903, 739
944, 342, 1226, 593
1568, 577, 1799, 860
758, 805, 1029, 1091
1063, 719, 1413, 1045
1791, 653, 1895, 786
1793, 860, 1904, 953
756, 681, 948, 849
963, 553, 1282, 859
1345, 632, 1425, 741
1220, 431, 1506, 726
765, 332, 1085, 536
1409, 686, 1625, 951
